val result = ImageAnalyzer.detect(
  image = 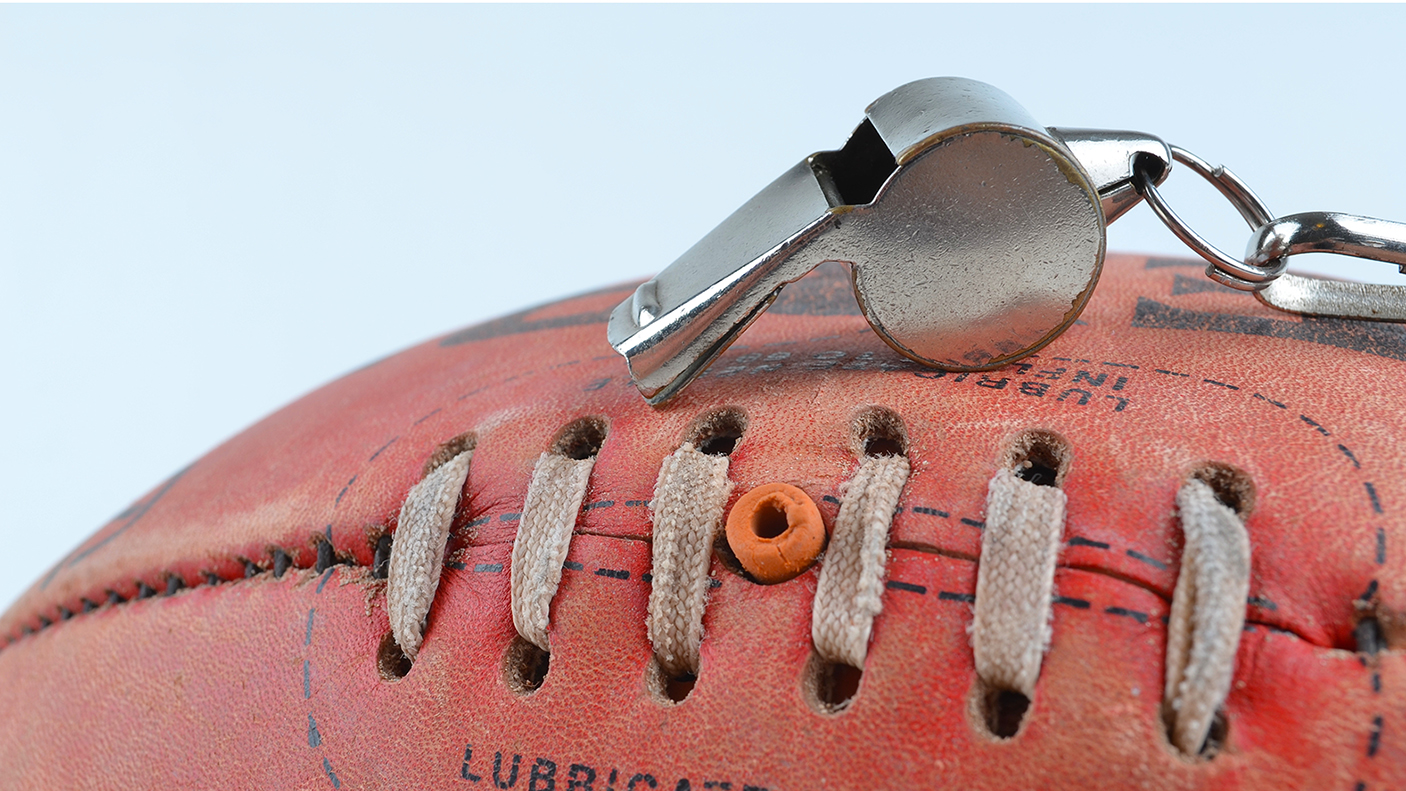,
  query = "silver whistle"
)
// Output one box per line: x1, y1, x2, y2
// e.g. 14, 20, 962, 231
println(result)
607, 77, 1171, 405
